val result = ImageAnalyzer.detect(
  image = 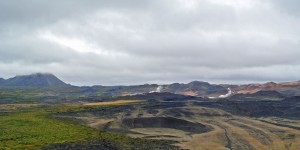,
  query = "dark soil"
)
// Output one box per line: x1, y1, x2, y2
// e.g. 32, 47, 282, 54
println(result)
122, 117, 211, 134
